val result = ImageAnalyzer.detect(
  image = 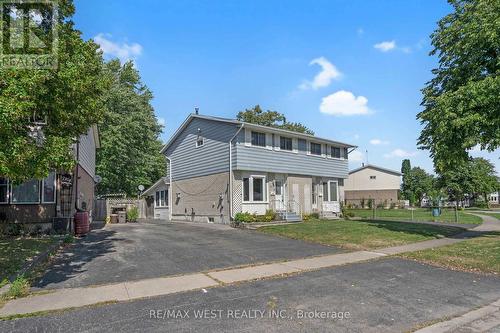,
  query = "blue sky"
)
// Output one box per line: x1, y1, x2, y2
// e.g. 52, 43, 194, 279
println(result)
74, 0, 499, 174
